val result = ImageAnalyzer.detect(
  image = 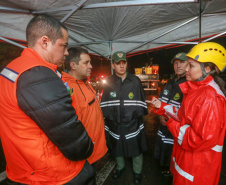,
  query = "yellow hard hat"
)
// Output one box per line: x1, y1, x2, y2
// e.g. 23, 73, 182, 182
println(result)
186, 42, 226, 72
